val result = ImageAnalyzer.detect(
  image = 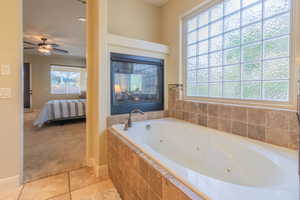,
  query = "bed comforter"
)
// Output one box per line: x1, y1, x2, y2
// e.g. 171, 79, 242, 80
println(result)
33, 99, 86, 127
